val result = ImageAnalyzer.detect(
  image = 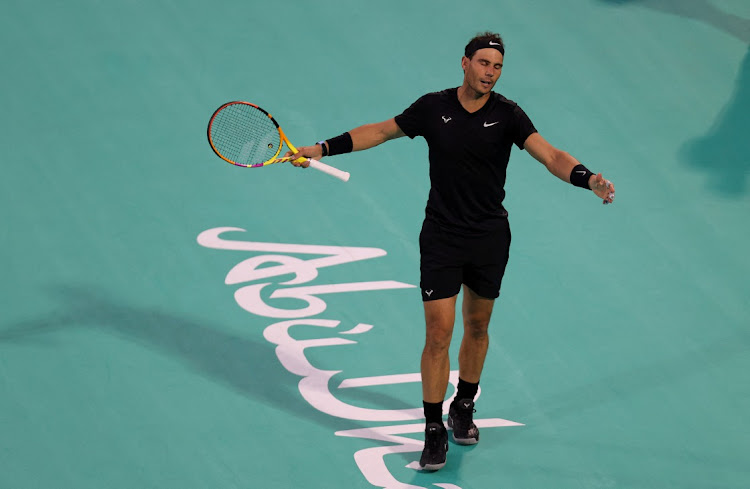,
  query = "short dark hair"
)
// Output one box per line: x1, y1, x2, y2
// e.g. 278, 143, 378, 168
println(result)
464, 31, 505, 58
